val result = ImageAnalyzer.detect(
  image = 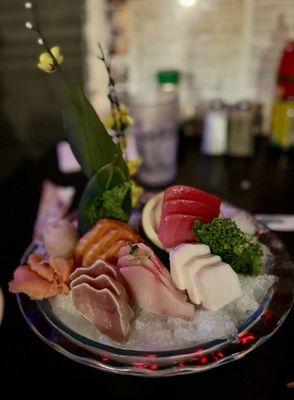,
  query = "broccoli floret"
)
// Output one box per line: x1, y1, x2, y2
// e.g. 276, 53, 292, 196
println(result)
102, 182, 131, 221
82, 181, 131, 229
82, 196, 104, 228
193, 218, 263, 276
